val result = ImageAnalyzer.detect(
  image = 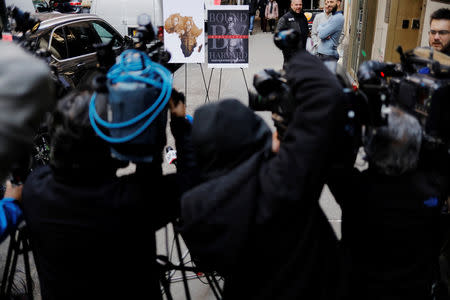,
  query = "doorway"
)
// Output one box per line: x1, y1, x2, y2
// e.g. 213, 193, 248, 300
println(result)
385, 0, 423, 62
